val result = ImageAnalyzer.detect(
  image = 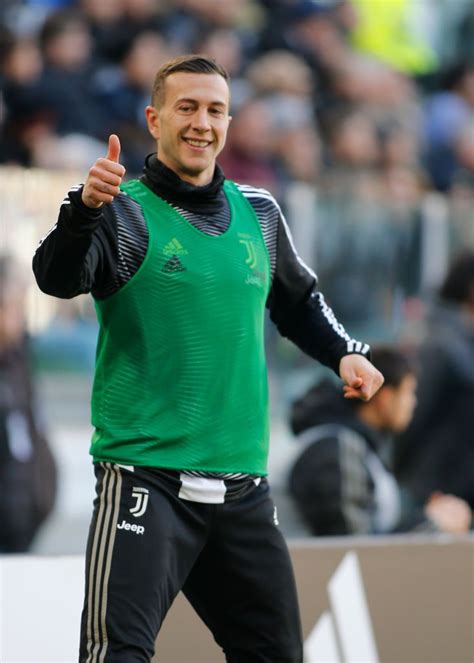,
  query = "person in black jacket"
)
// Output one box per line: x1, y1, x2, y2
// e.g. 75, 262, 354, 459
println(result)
394, 251, 474, 508
0, 254, 57, 552
289, 346, 472, 535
